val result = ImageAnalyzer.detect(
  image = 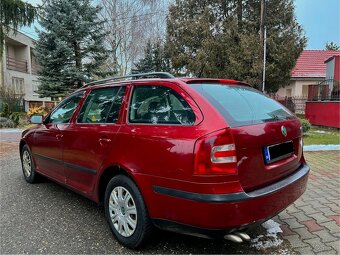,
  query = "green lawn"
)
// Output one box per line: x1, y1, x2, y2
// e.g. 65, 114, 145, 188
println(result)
303, 127, 340, 145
